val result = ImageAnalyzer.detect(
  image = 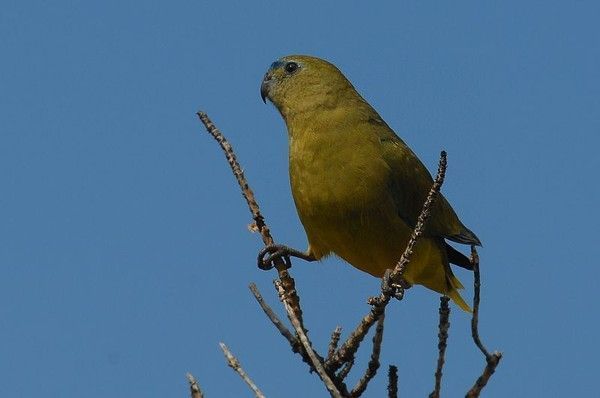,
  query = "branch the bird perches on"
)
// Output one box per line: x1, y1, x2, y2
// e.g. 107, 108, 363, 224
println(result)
188, 111, 501, 398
